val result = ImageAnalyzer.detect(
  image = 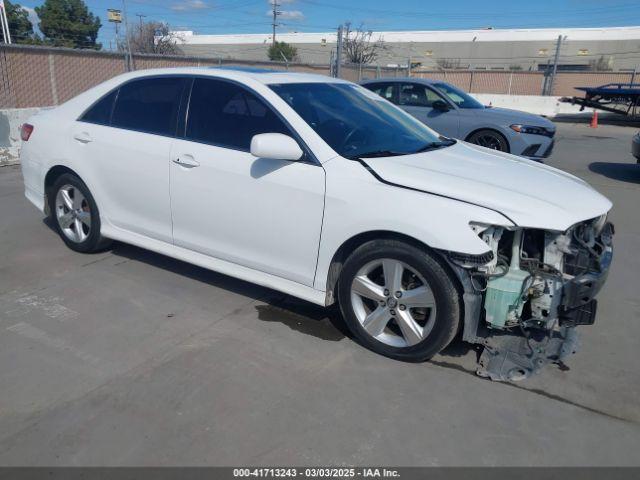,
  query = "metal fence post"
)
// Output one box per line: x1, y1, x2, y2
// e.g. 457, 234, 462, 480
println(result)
469, 71, 474, 93
48, 53, 59, 105
335, 24, 343, 79
508, 71, 513, 95
546, 35, 563, 96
